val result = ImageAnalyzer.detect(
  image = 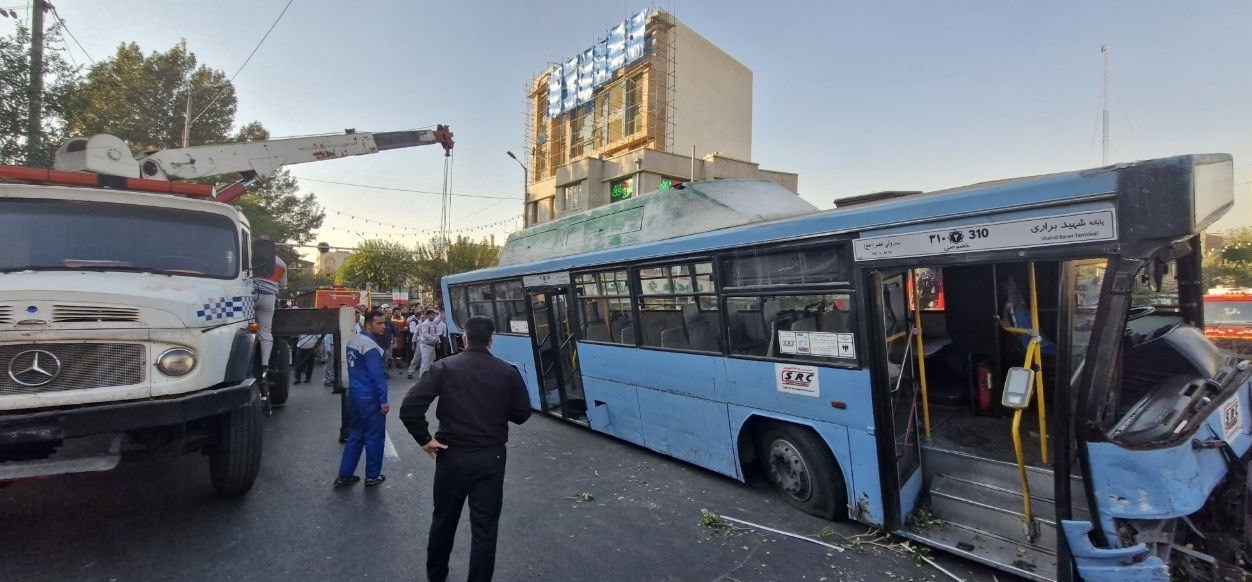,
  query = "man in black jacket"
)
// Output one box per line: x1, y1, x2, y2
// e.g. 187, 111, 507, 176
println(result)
399, 315, 532, 582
